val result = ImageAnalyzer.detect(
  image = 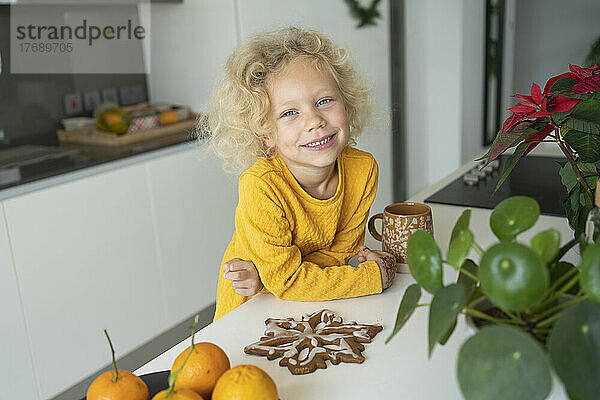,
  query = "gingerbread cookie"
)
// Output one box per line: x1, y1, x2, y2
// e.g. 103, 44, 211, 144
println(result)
244, 309, 383, 375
